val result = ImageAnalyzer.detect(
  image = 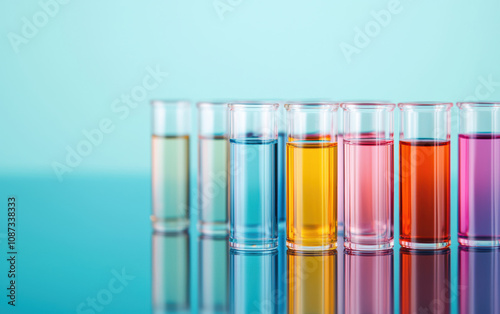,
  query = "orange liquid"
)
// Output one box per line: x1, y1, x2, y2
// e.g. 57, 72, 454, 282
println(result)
399, 140, 450, 246
286, 142, 337, 250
